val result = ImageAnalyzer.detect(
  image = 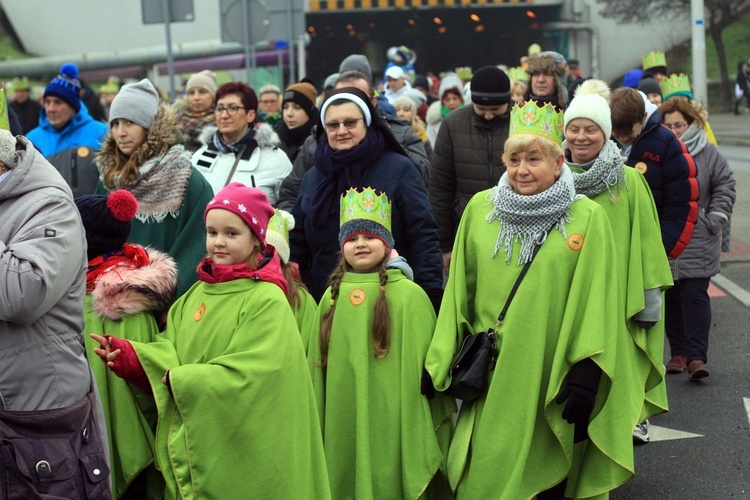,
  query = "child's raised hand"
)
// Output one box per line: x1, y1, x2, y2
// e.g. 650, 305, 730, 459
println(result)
89, 333, 122, 369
